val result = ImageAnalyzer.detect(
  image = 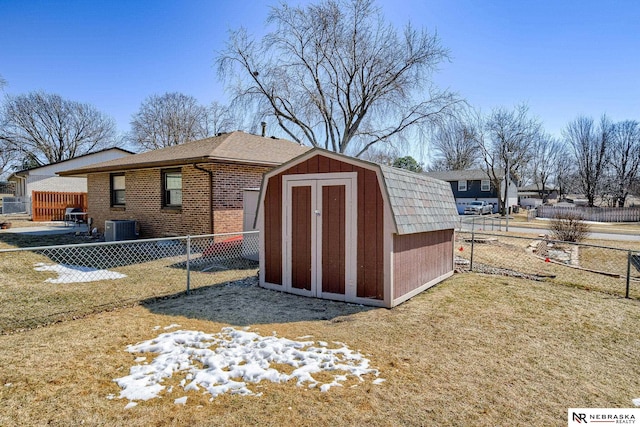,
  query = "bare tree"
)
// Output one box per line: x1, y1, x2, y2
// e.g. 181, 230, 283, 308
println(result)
607, 120, 640, 207
563, 115, 611, 207
477, 104, 541, 214
529, 133, 564, 201
0, 78, 17, 177
551, 142, 575, 199
0, 142, 17, 179
217, 0, 459, 157
359, 146, 396, 165
0, 91, 116, 166
205, 101, 236, 136
429, 115, 479, 171
130, 92, 210, 151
